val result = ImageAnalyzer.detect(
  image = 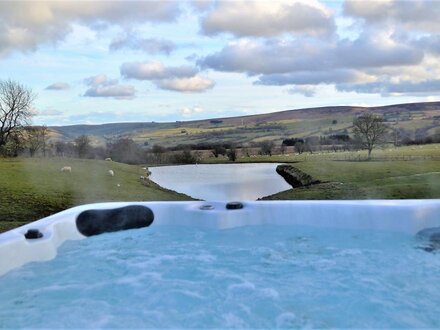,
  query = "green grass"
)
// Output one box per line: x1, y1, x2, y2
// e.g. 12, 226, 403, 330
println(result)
2, 144, 440, 232
0, 221, 28, 233
0, 157, 192, 231
200, 144, 440, 200
201, 144, 440, 164
262, 160, 440, 200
